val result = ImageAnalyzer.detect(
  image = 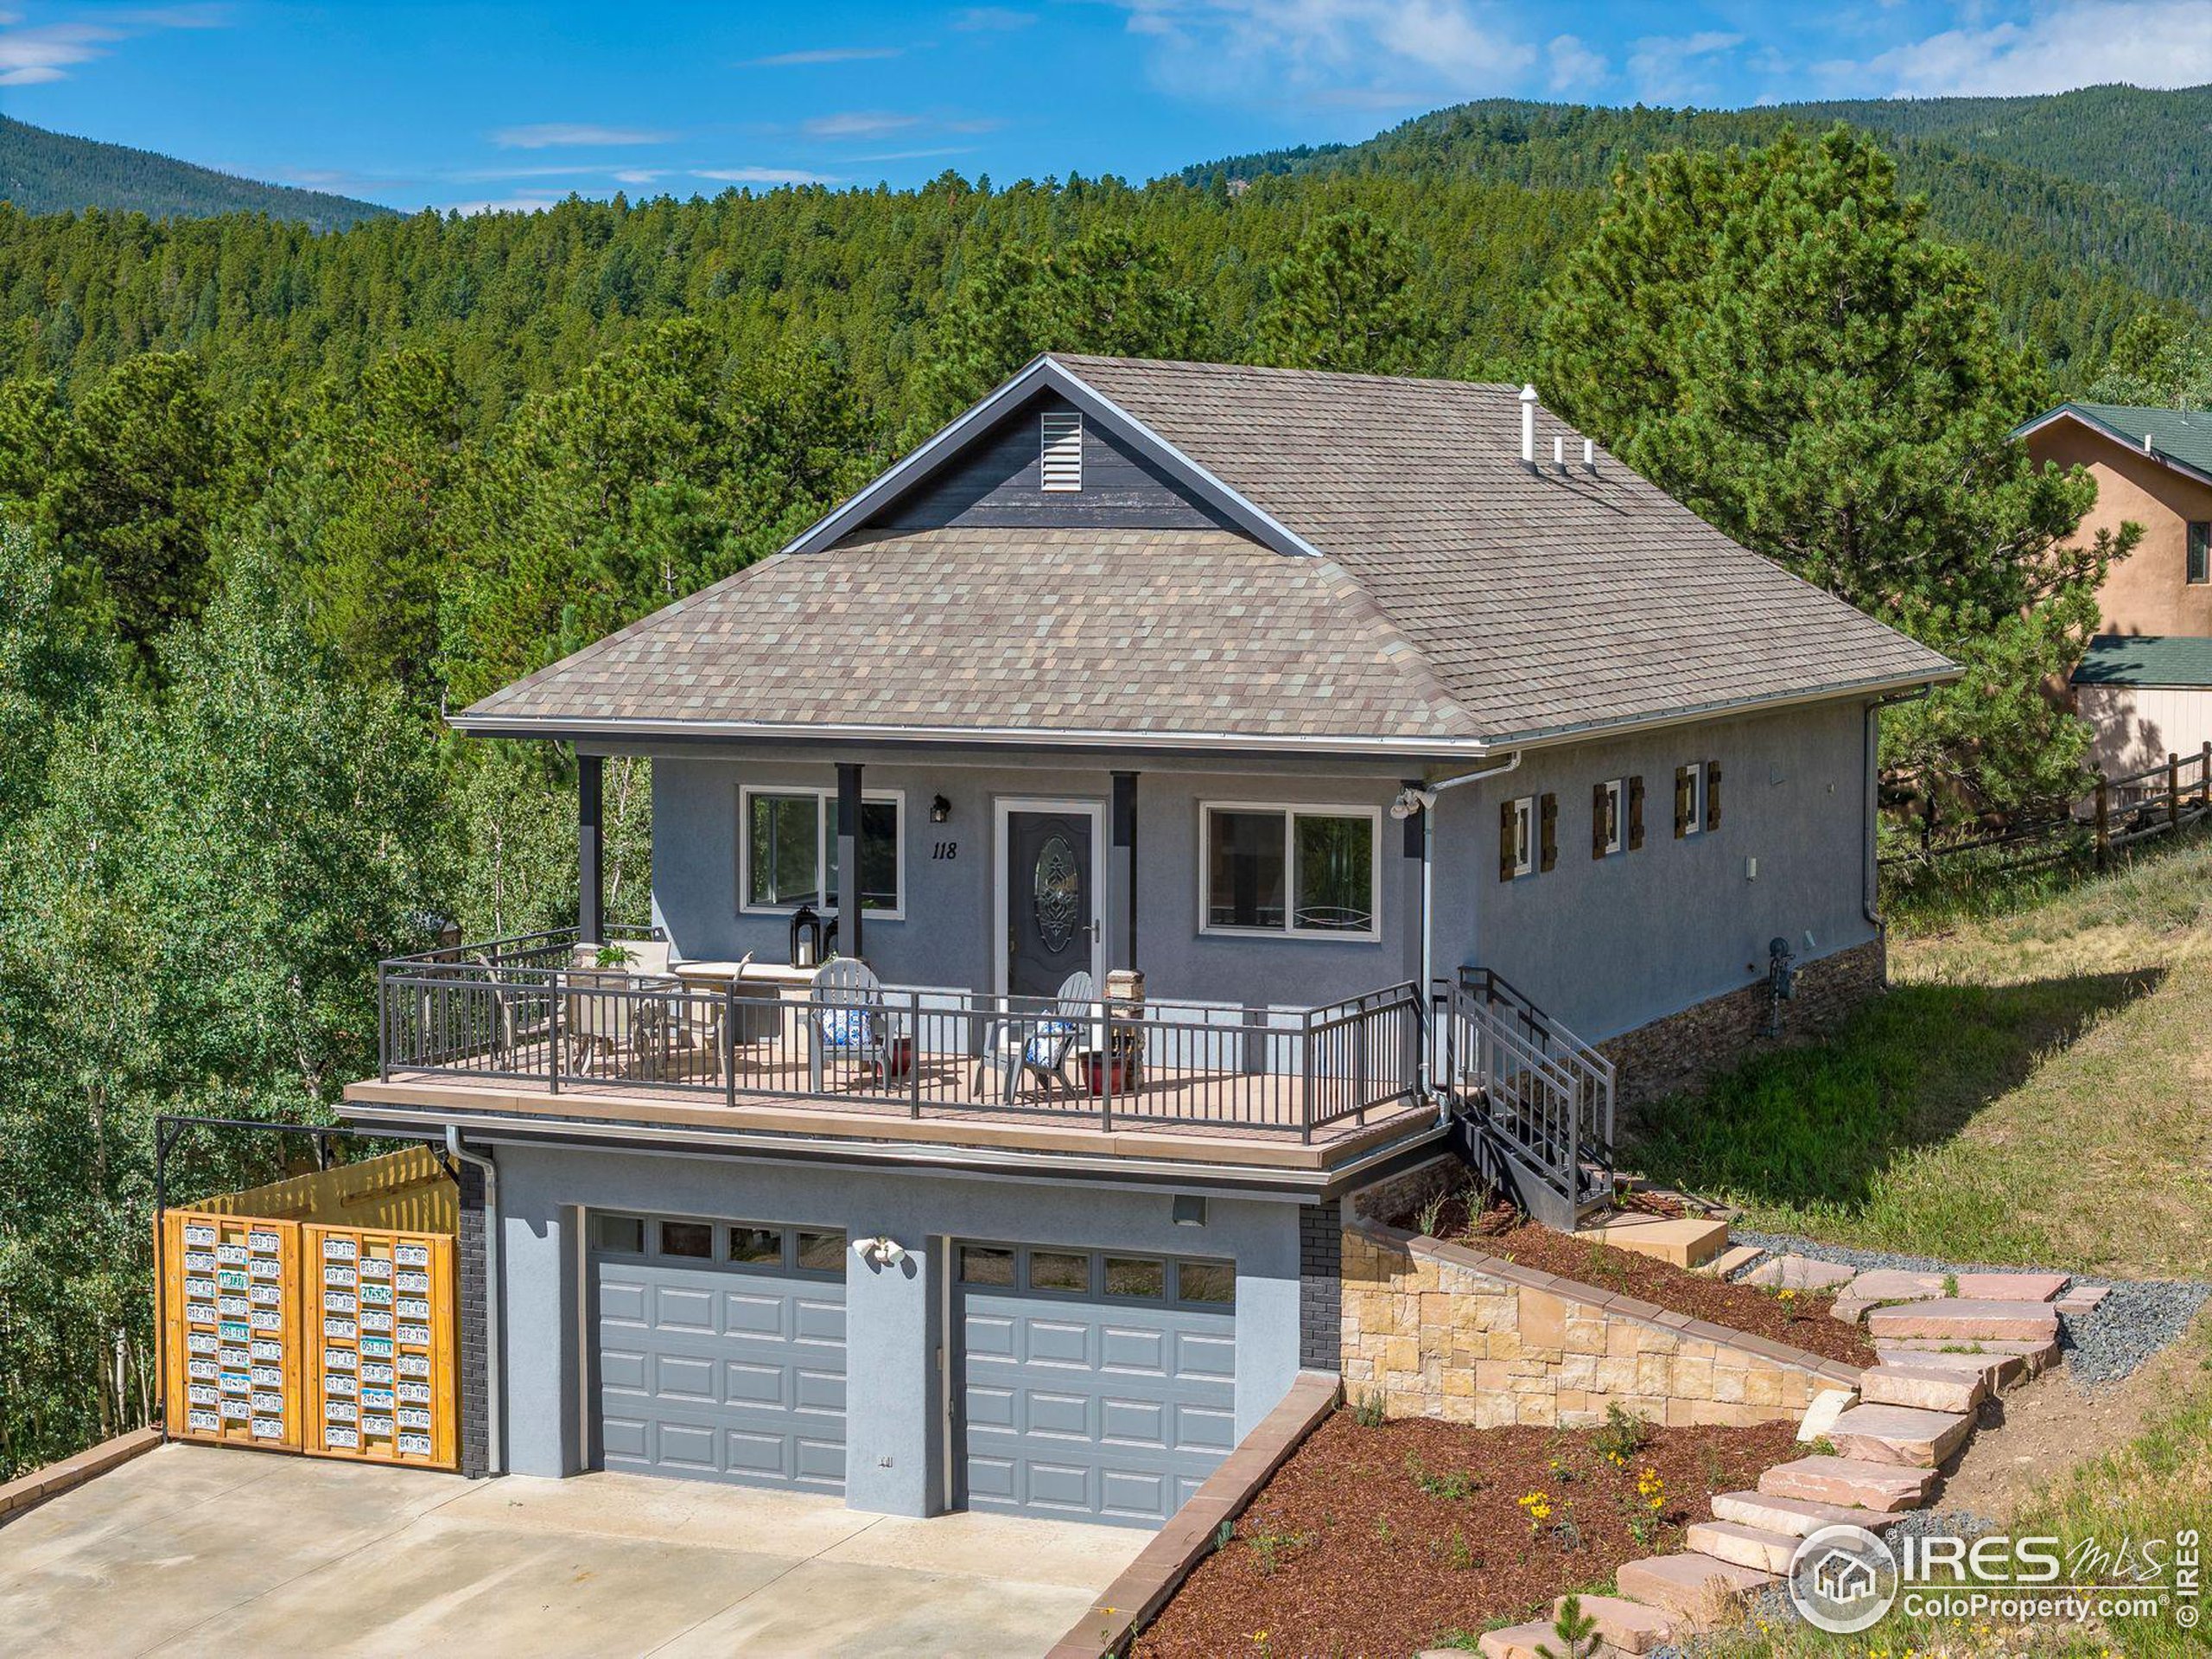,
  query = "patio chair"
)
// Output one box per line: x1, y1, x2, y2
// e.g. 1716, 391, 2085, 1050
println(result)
805, 957, 899, 1090
473, 952, 551, 1067
563, 969, 668, 1079
974, 970, 1095, 1104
